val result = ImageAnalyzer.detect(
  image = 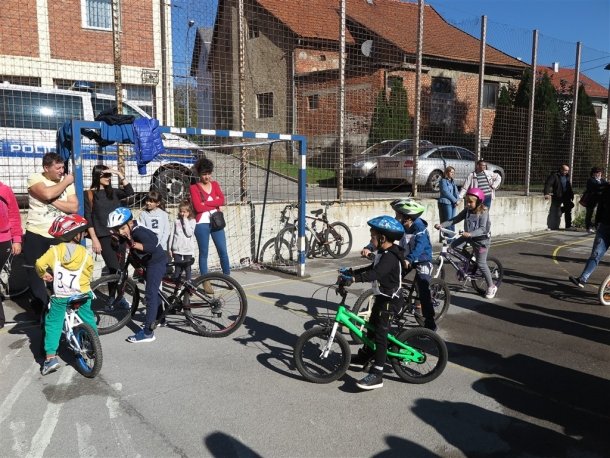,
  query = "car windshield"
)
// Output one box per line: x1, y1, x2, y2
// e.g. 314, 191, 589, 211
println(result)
362, 141, 401, 156
390, 142, 435, 156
